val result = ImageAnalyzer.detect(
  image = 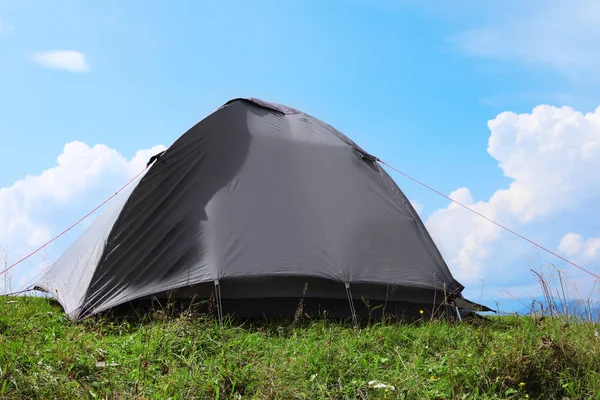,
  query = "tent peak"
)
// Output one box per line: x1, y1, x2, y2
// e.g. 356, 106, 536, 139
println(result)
221, 97, 303, 116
